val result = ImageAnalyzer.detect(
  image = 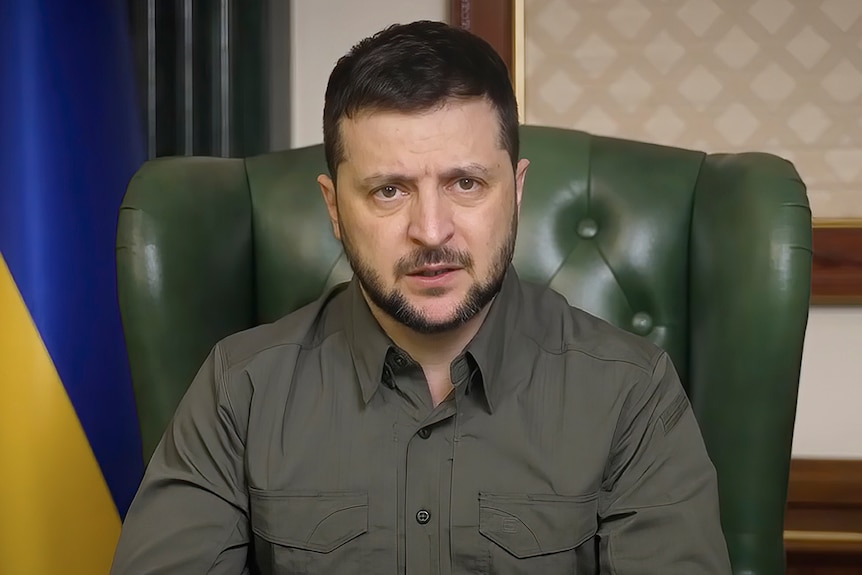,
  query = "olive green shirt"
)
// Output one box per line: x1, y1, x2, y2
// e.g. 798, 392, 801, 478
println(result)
111, 268, 731, 574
